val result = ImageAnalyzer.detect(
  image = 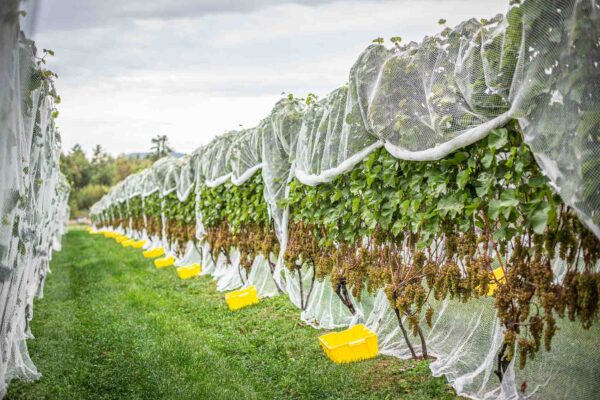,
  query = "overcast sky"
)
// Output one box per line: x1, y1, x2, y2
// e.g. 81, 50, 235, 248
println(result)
30, 0, 509, 156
